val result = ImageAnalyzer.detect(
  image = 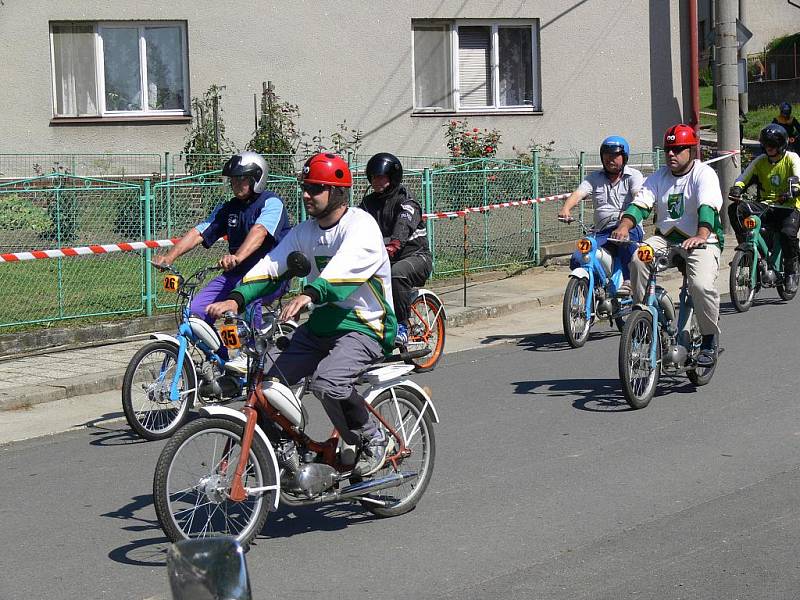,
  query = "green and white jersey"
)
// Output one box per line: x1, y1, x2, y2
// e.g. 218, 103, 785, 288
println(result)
625, 160, 724, 247
233, 207, 397, 353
